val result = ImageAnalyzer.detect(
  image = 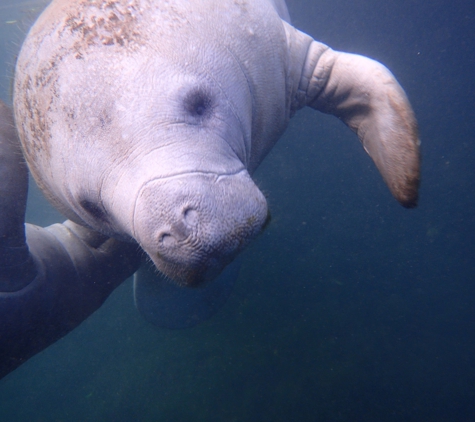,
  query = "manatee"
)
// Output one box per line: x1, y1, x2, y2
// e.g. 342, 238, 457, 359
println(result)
10, 0, 419, 330
0, 99, 140, 379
